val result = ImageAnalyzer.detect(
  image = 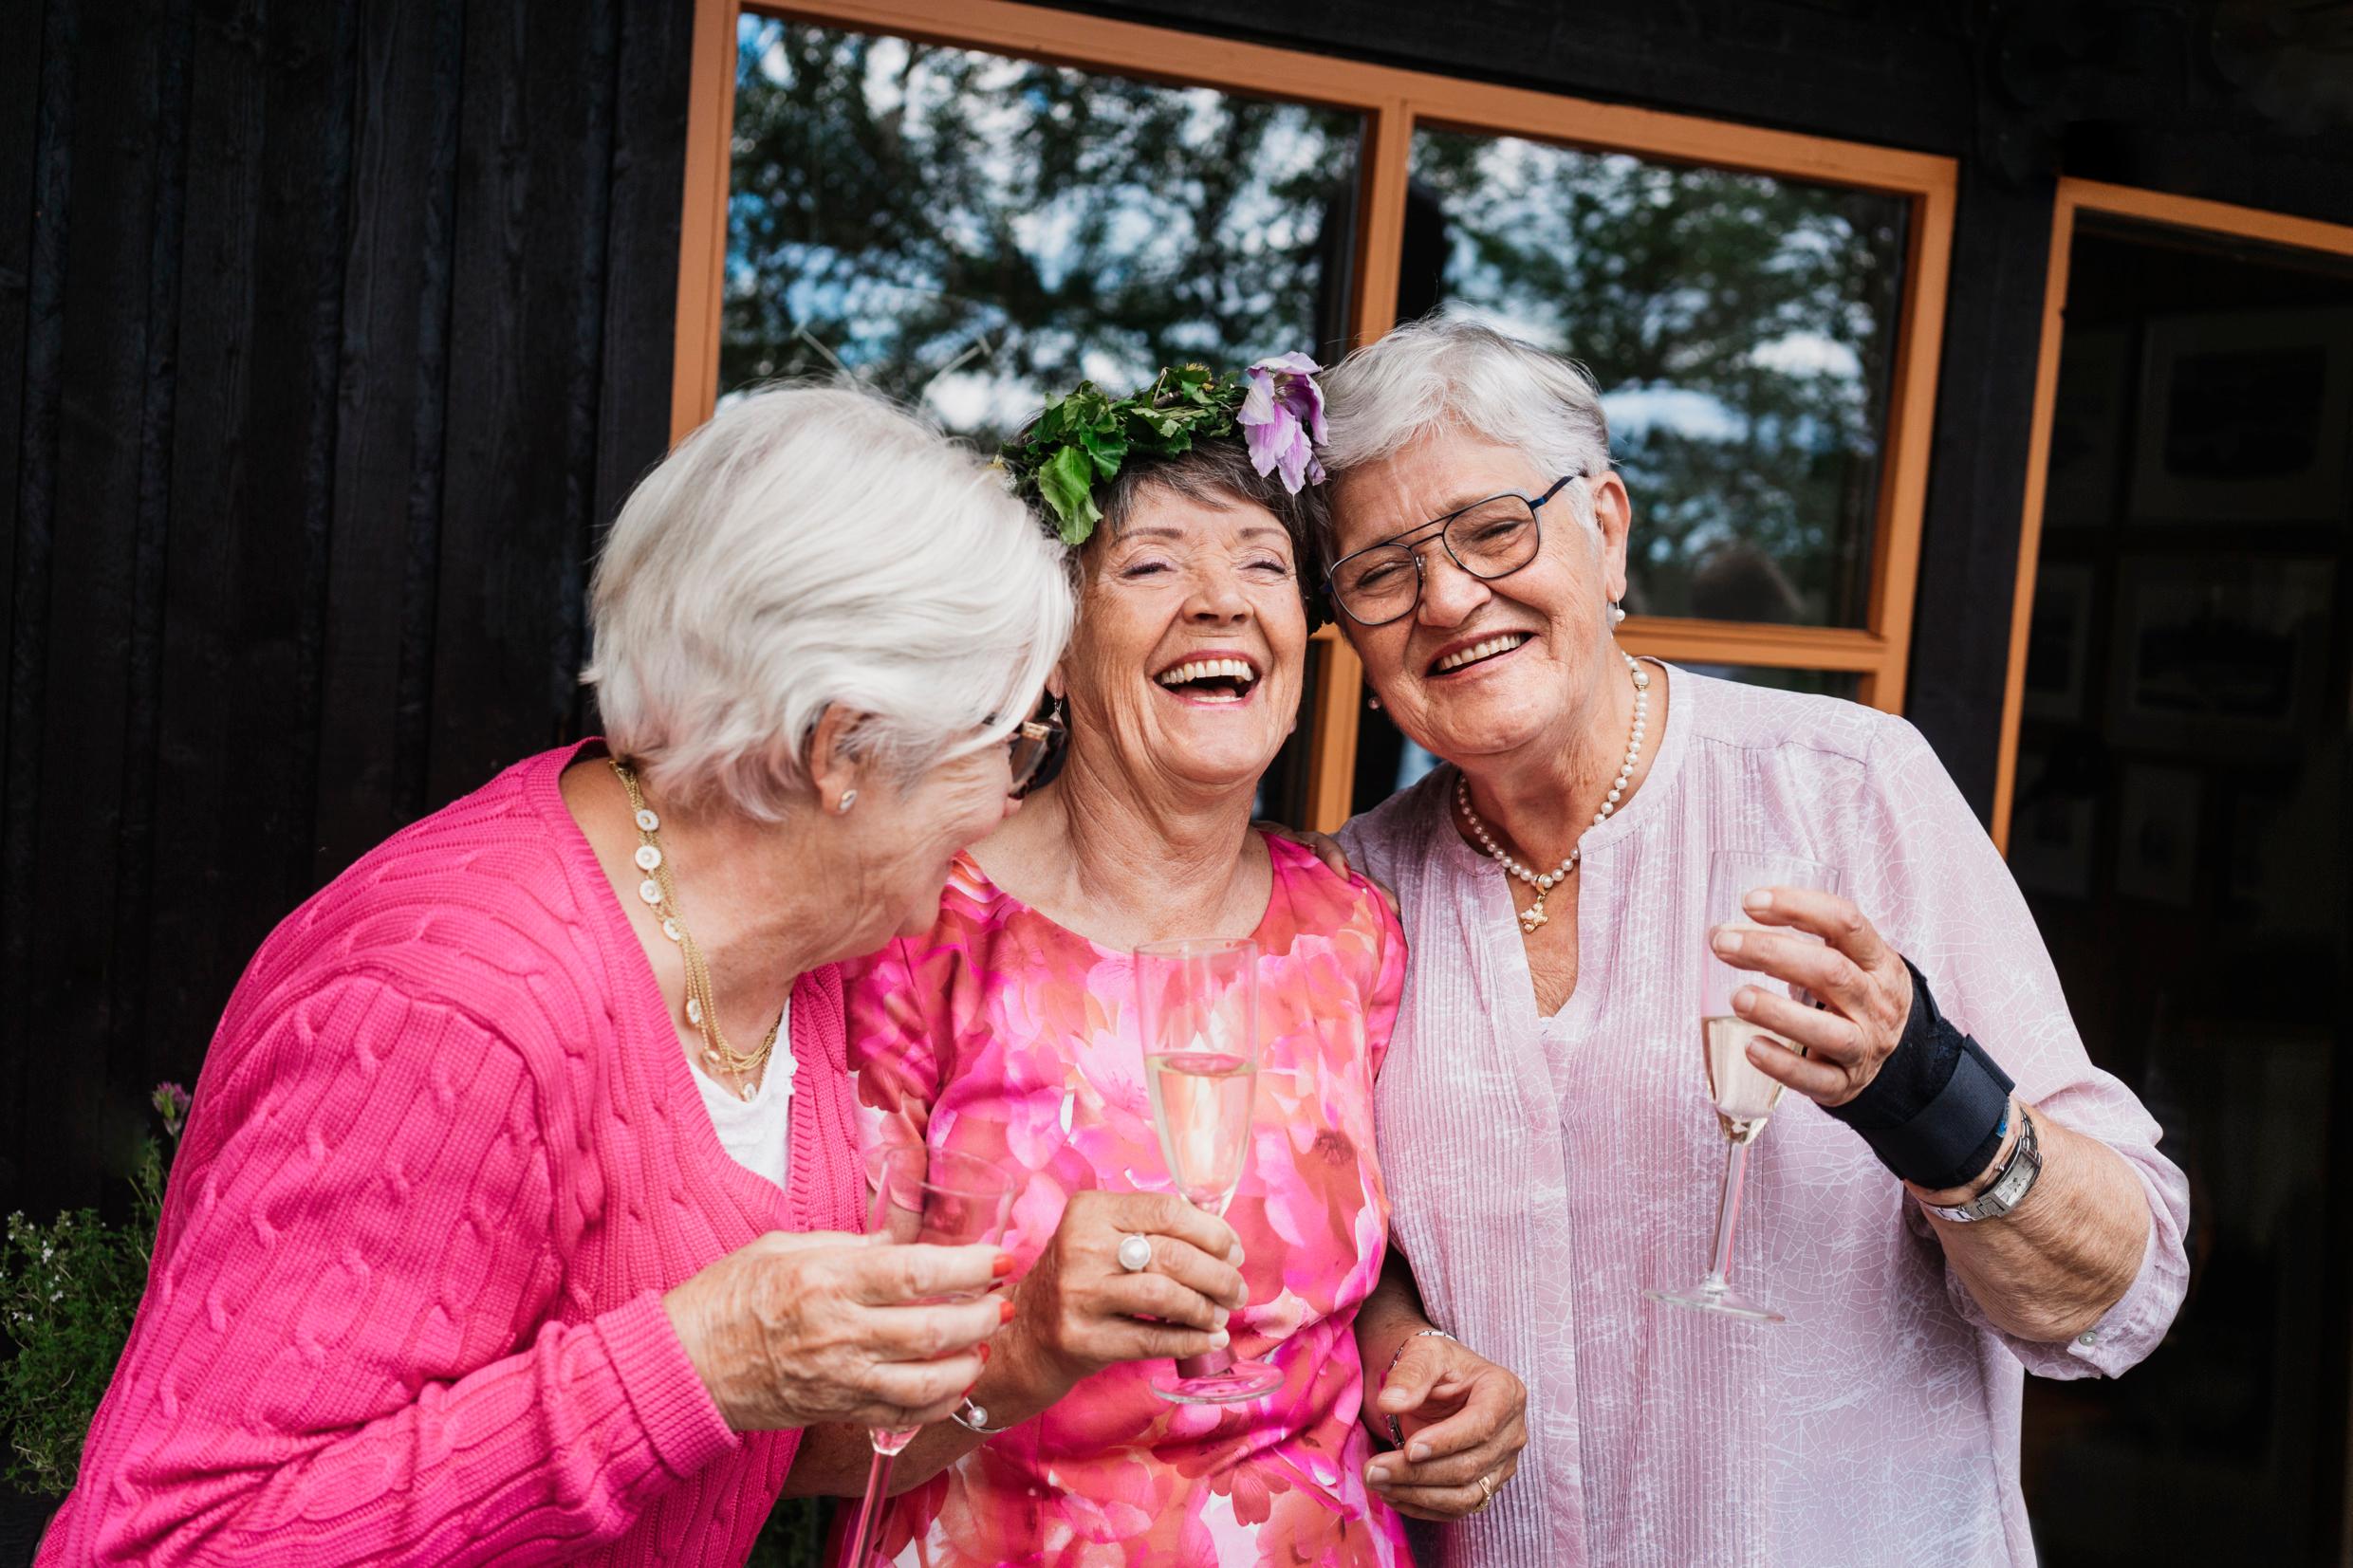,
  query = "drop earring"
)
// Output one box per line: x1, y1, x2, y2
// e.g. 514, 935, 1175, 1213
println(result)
1366, 692, 1382, 711
1610, 600, 1627, 625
